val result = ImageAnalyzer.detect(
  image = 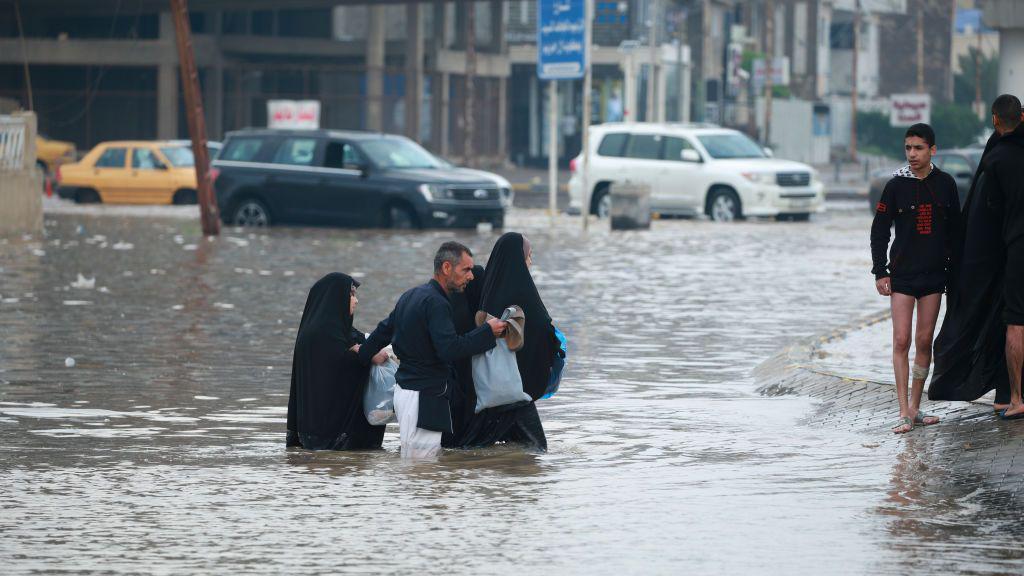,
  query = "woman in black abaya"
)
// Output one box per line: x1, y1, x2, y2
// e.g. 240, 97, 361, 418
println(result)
286, 273, 387, 450
445, 233, 552, 450
930, 131, 1011, 406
